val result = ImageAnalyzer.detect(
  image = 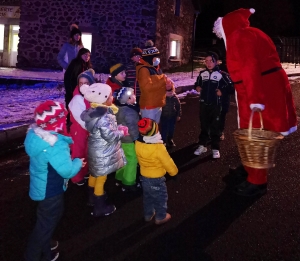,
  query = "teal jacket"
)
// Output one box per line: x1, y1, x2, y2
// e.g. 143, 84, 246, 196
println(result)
24, 125, 82, 201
